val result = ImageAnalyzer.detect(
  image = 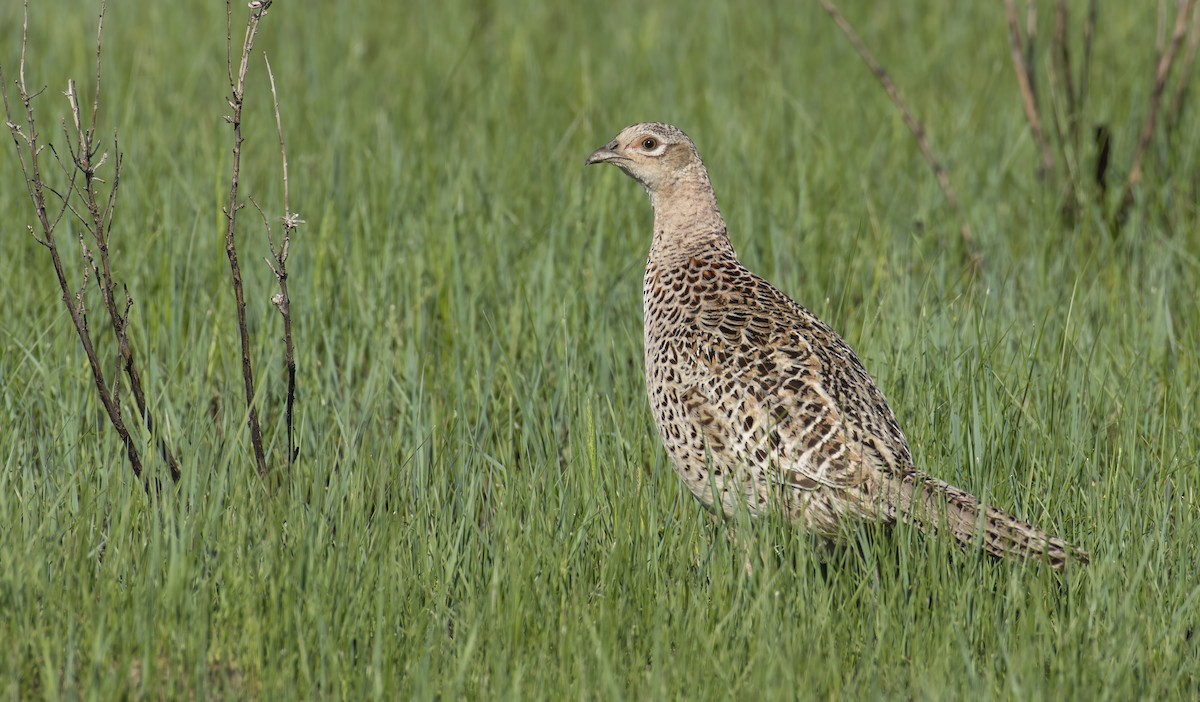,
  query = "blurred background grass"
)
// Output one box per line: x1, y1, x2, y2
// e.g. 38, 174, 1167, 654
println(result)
0, 0, 1197, 698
